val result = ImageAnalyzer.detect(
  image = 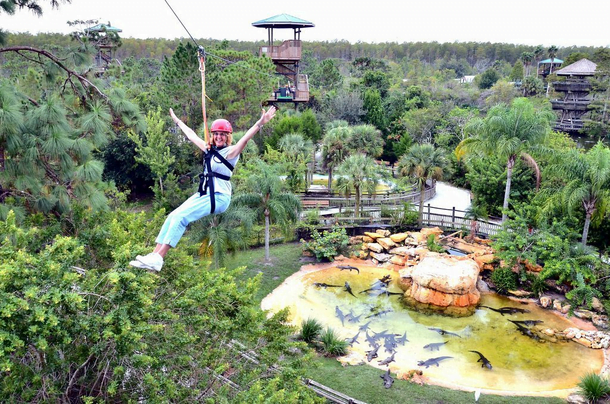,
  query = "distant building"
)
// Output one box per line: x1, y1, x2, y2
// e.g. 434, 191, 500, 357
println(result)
537, 58, 563, 78
550, 58, 597, 133
458, 75, 476, 84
